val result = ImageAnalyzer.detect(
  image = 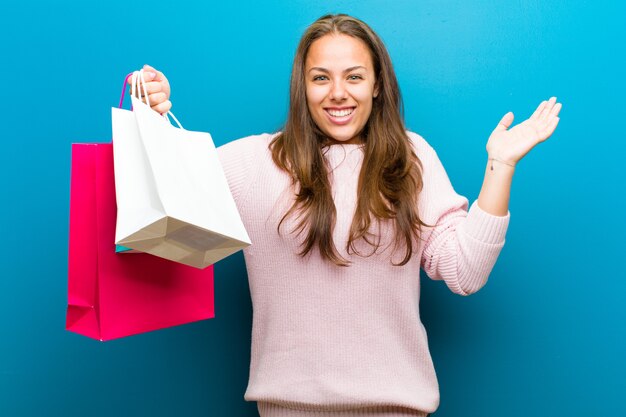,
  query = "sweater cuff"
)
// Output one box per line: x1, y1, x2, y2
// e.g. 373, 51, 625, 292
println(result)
462, 200, 510, 244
